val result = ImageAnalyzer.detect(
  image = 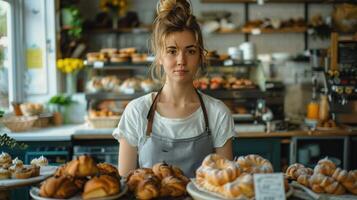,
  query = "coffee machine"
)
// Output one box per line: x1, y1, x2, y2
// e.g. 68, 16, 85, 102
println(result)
325, 33, 357, 125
